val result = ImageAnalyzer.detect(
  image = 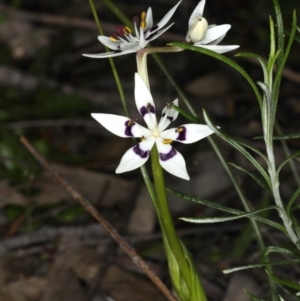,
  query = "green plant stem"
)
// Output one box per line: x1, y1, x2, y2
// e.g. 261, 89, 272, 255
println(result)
266, 144, 300, 248
87, 0, 129, 117
150, 144, 191, 283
